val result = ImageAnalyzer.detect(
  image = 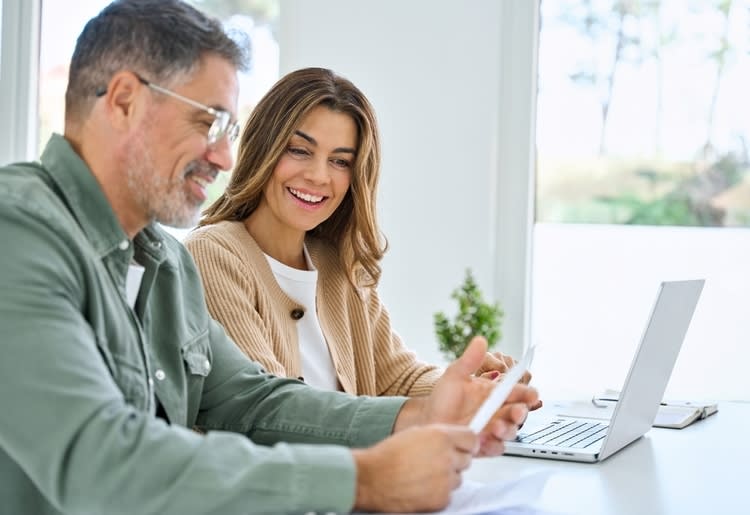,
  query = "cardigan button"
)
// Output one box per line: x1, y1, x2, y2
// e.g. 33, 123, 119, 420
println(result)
290, 308, 304, 320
